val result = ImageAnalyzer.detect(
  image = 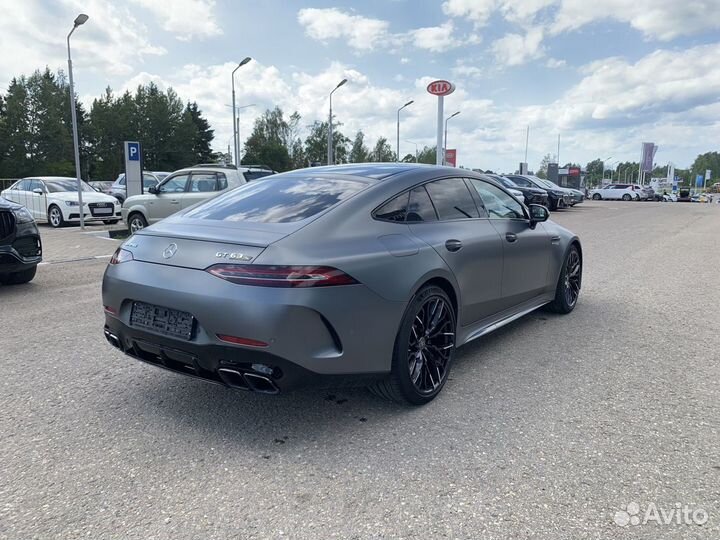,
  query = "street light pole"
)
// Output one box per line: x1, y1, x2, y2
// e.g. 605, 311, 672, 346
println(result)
406, 140, 419, 163
67, 13, 88, 230
396, 100, 413, 162
327, 79, 347, 165
231, 57, 251, 167
444, 111, 460, 165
